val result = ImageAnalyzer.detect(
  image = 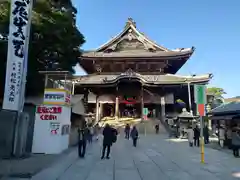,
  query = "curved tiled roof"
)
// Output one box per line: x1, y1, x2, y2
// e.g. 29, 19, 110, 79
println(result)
210, 101, 240, 115
80, 18, 195, 74
81, 49, 194, 58
82, 18, 194, 59
73, 72, 212, 85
